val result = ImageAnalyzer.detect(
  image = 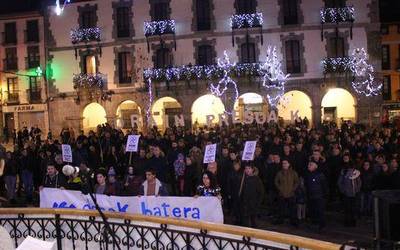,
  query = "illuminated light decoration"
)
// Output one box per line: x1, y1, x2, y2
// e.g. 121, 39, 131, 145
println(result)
260, 46, 290, 107
322, 57, 352, 74
320, 6, 355, 23
209, 51, 239, 114
144, 20, 176, 36
54, 0, 71, 16
145, 77, 153, 124
350, 48, 382, 97
230, 13, 263, 29
70, 27, 101, 44
73, 73, 106, 89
